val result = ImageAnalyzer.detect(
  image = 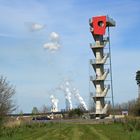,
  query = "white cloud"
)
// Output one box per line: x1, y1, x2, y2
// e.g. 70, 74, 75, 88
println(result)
25, 22, 46, 32
50, 32, 60, 42
43, 42, 61, 51
43, 32, 62, 52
